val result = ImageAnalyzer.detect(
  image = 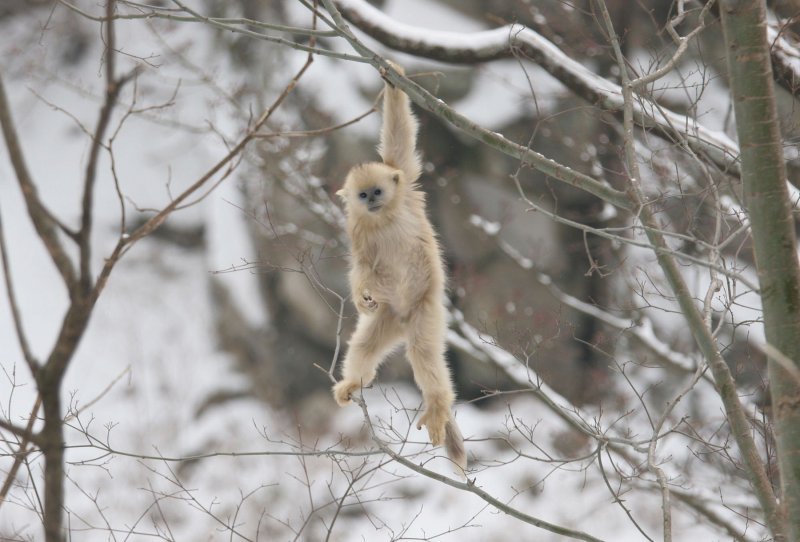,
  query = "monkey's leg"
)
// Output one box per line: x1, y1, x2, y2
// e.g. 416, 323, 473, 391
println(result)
333, 307, 403, 406
405, 302, 454, 446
